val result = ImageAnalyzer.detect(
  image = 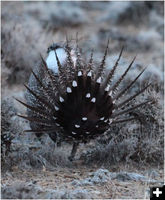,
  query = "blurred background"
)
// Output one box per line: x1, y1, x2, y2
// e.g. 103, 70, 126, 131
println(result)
1, 1, 164, 89
1, 1, 164, 199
